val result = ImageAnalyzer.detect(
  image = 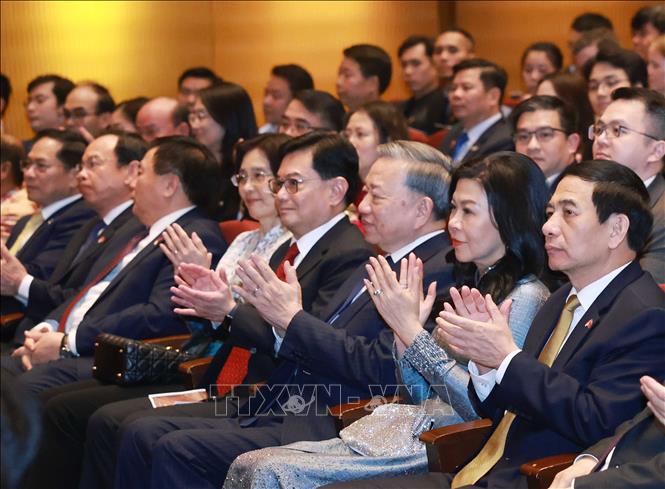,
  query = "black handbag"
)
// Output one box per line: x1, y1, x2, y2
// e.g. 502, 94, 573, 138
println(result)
92, 333, 194, 385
